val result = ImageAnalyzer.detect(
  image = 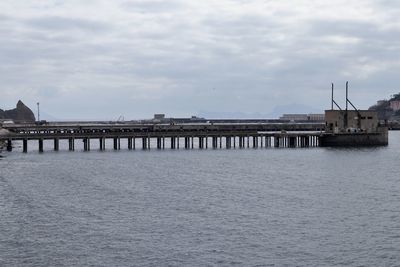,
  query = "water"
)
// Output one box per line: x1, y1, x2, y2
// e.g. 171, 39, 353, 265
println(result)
1, 133, 400, 266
